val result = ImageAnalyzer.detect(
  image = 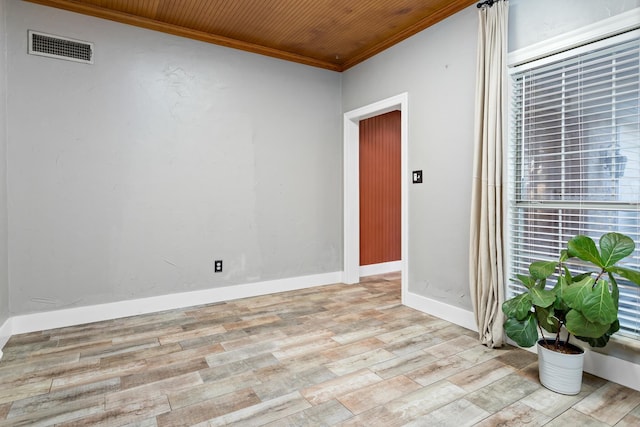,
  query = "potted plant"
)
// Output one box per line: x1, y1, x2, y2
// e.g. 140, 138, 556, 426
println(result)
502, 232, 640, 395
